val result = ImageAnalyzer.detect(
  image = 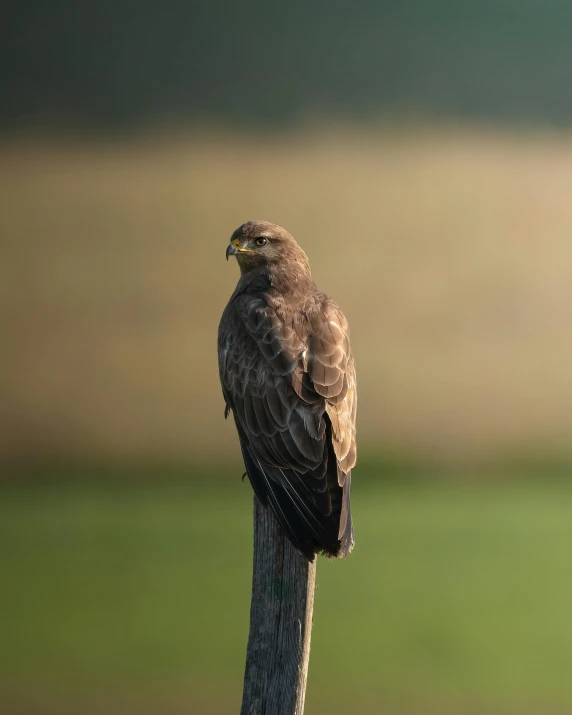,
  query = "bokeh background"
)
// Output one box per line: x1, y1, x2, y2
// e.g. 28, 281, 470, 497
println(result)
3, 3, 572, 714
